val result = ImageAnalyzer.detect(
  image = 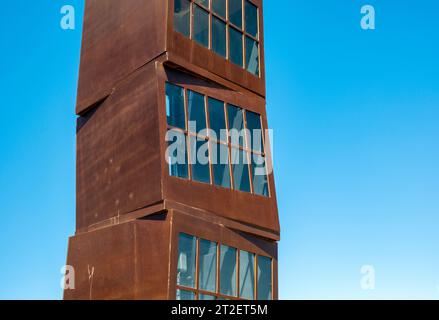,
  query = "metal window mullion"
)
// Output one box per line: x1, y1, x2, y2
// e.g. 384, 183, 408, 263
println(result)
226, 0, 231, 61
190, 1, 194, 39
241, 0, 245, 69
256, 2, 260, 41
236, 249, 240, 298
176, 285, 197, 292
184, 89, 192, 180
211, 10, 227, 23
204, 96, 215, 186
271, 258, 274, 300
227, 0, 230, 60
255, 114, 269, 196
242, 109, 251, 151
242, 30, 246, 70
258, 114, 265, 153
260, 115, 271, 197
242, 111, 254, 194
196, 237, 200, 293
224, 102, 235, 190
244, 32, 258, 42
263, 152, 271, 198
167, 125, 186, 135
248, 153, 255, 195
241, 0, 245, 36
209, 10, 212, 50
251, 149, 265, 157
216, 243, 220, 295
254, 255, 258, 300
